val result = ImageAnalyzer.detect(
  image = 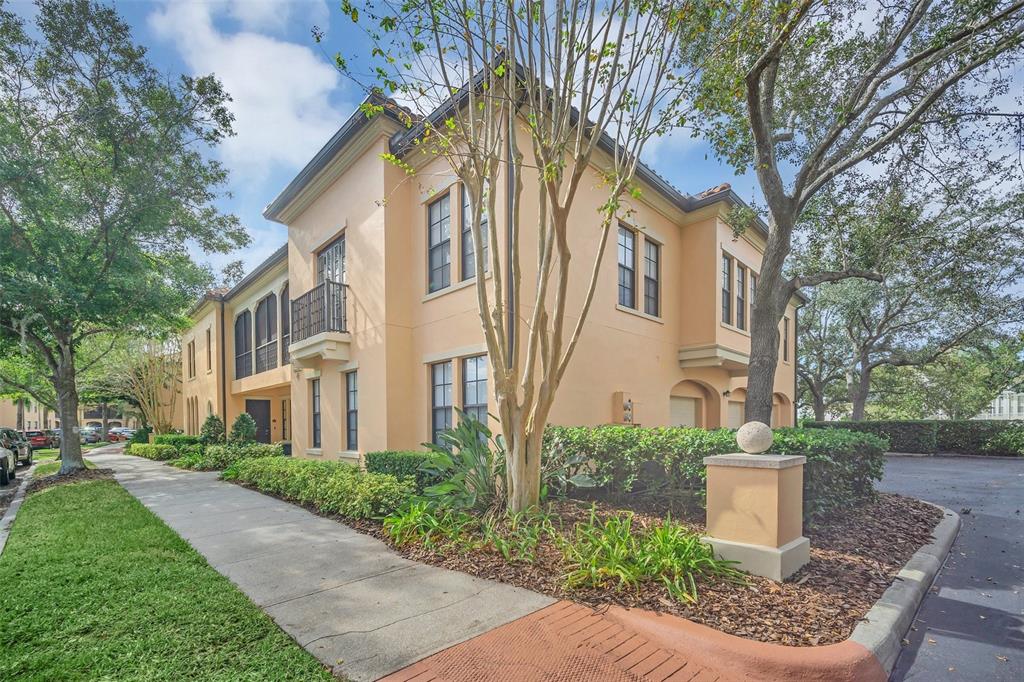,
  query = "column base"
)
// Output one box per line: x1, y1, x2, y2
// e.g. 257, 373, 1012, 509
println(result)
704, 535, 810, 582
